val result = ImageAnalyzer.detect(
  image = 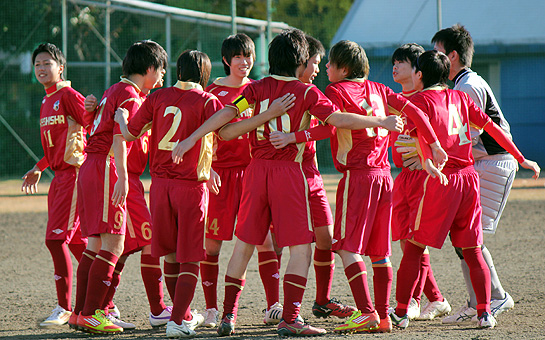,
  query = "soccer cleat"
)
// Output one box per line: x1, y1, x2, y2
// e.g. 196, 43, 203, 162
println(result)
217, 313, 236, 336
78, 309, 123, 334
490, 292, 514, 316
39, 305, 71, 327
108, 305, 121, 318
166, 311, 204, 338
277, 318, 327, 336
442, 302, 477, 324
407, 298, 421, 320
417, 298, 452, 320
264, 302, 283, 325
362, 315, 392, 333
477, 312, 496, 329
312, 297, 357, 318
150, 306, 173, 327
389, 311, 409, 329
68, 311, 79, 330
334, 310, 380, 333
202, 307, 219, 328
106, 313, 136, 330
